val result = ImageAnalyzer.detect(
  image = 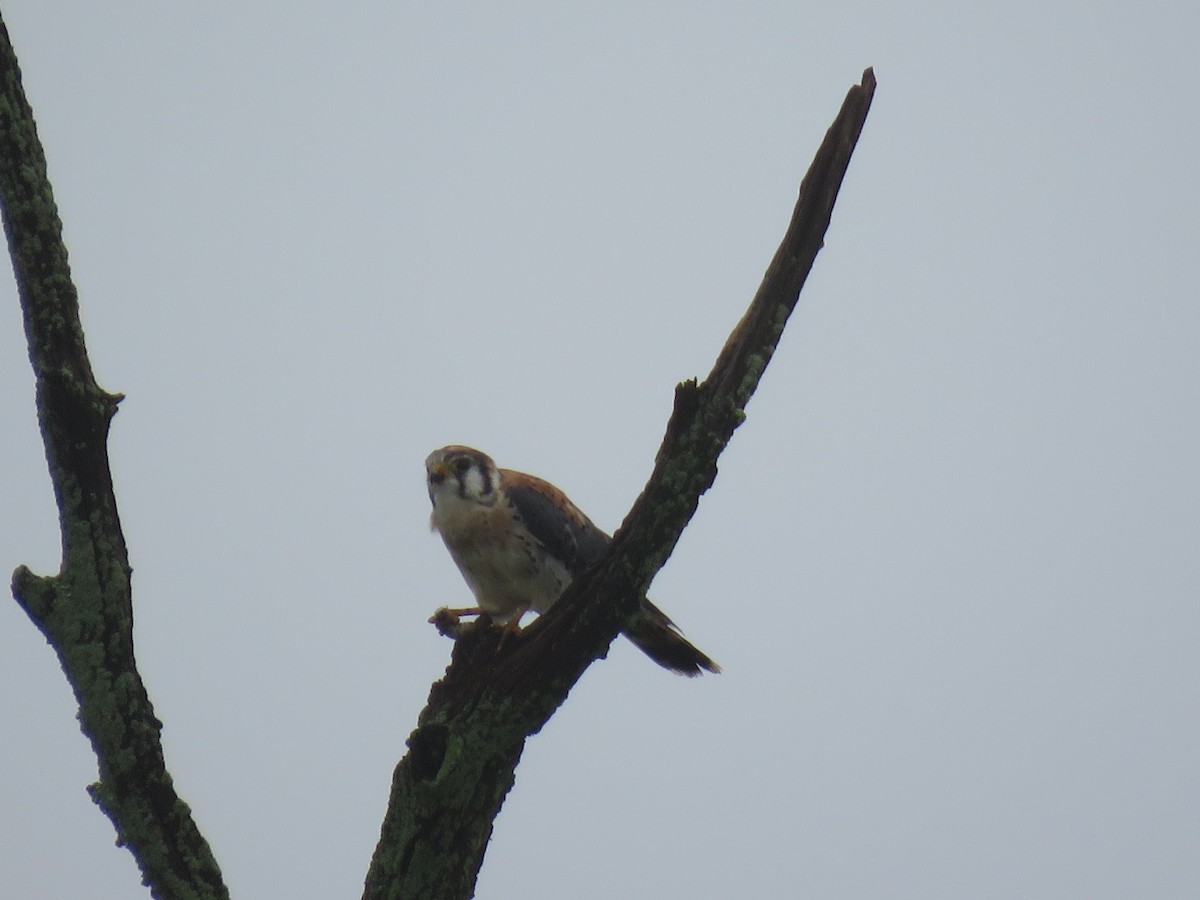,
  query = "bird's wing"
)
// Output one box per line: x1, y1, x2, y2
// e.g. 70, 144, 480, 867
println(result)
500, 469, 611, 575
